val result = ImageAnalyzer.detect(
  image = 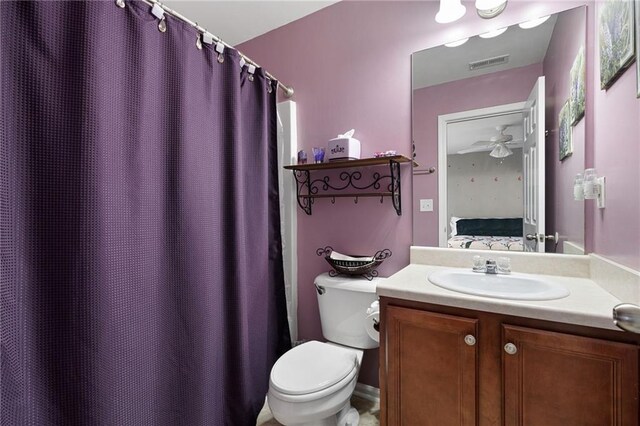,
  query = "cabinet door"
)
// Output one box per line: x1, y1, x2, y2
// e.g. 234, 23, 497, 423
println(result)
385, 306, 478, 426
503, 325, 639, 426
